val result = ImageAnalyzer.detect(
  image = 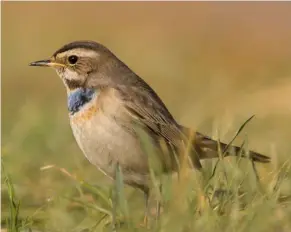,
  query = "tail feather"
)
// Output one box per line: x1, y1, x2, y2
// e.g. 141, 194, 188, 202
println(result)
241, 149, 270, 163
192, 132, 270, 163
